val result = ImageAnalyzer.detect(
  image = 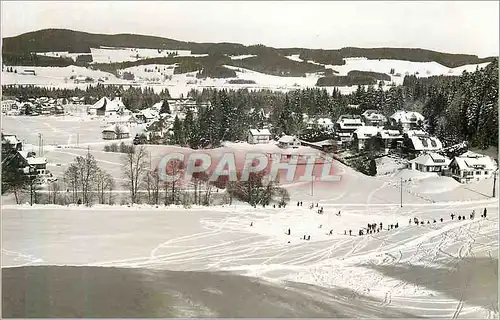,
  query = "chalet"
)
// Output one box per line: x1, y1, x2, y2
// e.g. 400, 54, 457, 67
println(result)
362, 110, 387, 127
376, 129, 403, 152
19, 151, 48, 175
409, 152, 451, 174
390, 110, 425, 132
88, 97, 122, 117
352, 126, 380, 151
334, 115, 365, 144
401, 131, 443, 157
247, 129, 272, 144
1, 134, 23, 151
102, 125, 130, 140
449, 151, 497, 183
74, 75, 87, 84
278, 135, 300, 149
